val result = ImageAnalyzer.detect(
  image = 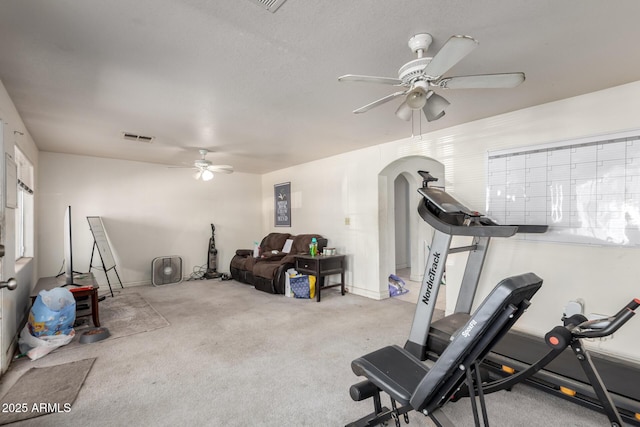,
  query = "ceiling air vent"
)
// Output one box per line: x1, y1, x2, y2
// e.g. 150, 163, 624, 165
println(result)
248, 0, 287, 13
122, 132, 155, 143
